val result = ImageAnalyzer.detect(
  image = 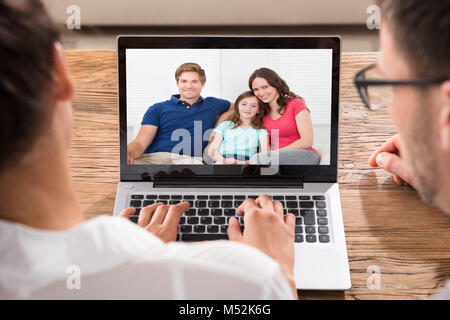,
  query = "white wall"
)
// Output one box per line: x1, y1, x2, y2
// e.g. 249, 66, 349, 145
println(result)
126, 48, 332, 128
